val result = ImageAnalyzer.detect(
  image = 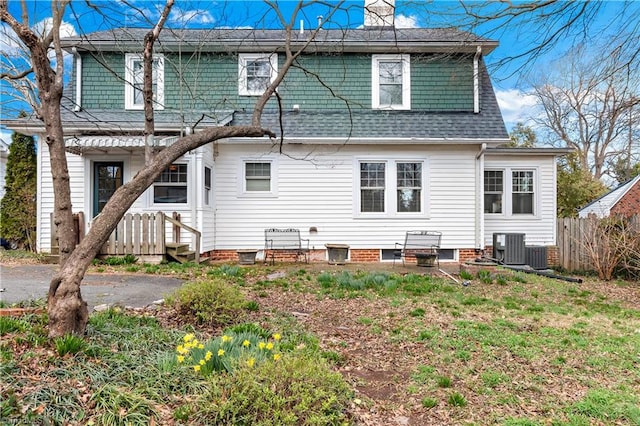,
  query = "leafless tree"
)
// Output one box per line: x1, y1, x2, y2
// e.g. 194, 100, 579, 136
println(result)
0, 0, 343, 337
530, 43, 640, 181
449, 1, 640, 81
